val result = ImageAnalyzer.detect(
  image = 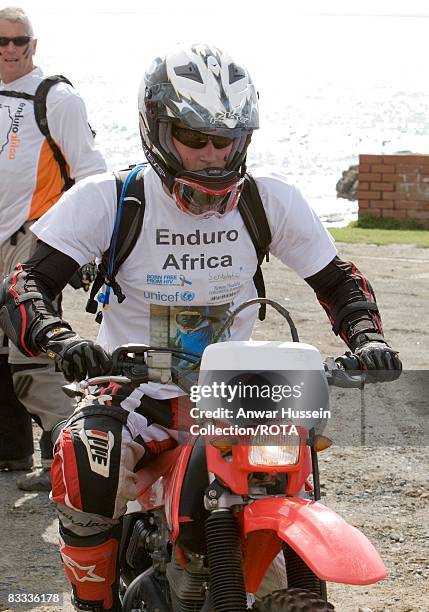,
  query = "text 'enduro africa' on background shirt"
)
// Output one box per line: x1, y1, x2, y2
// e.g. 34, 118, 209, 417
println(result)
32, 166, 337, 360
0, 67, 106, 246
